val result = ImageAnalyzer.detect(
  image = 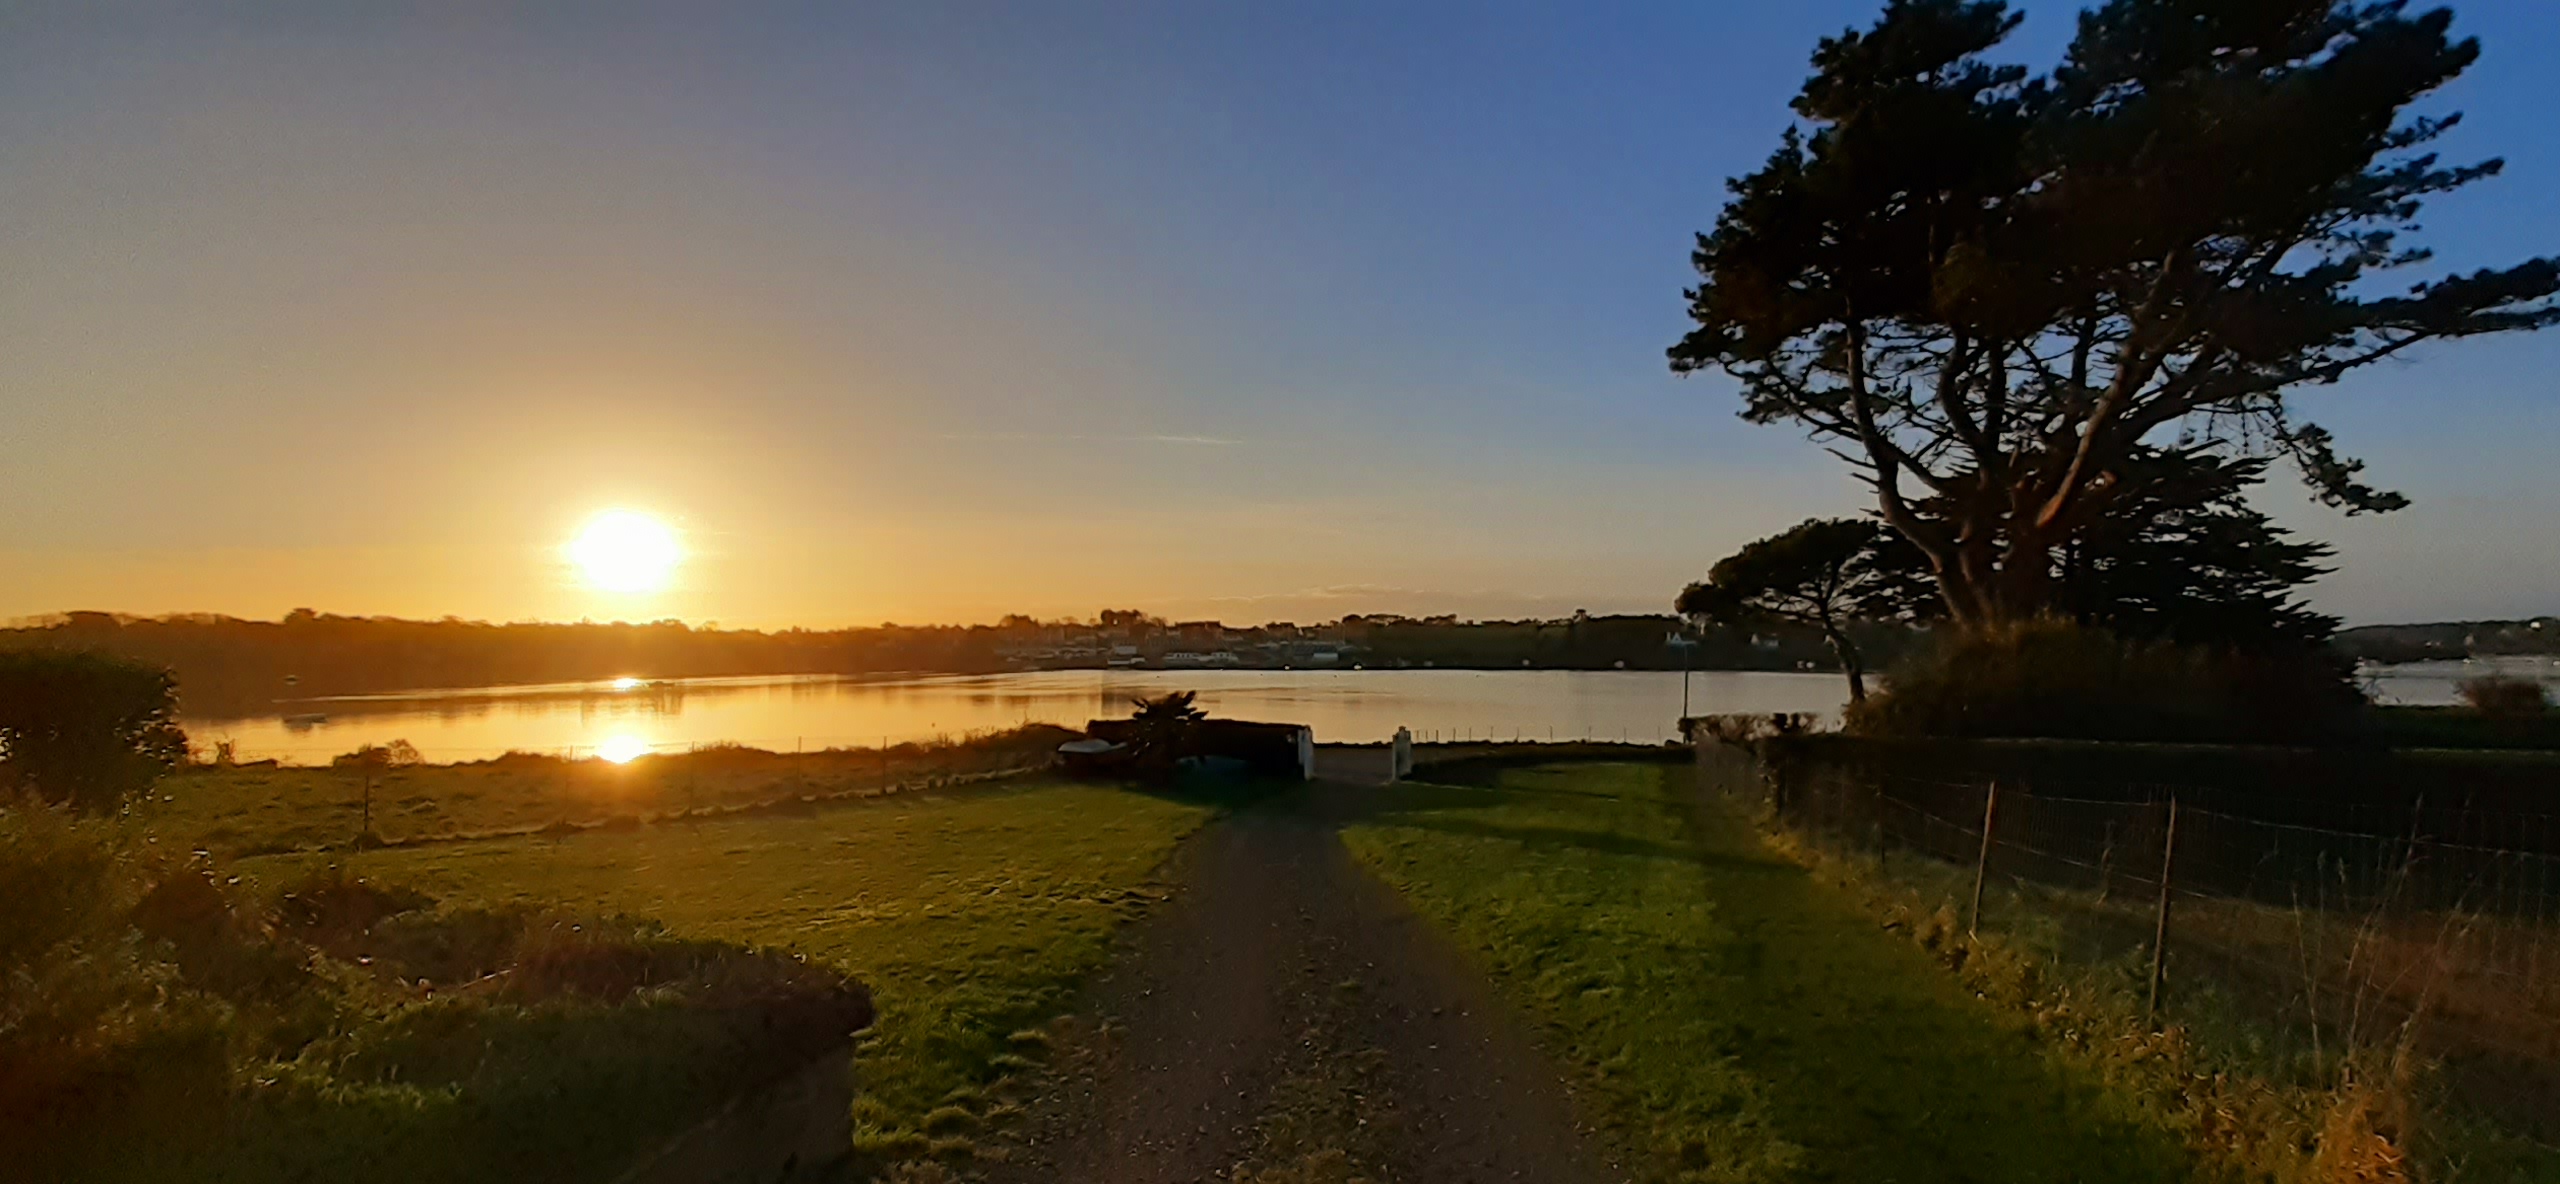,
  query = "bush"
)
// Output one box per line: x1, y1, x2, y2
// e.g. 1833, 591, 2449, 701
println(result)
1847, 620, 2365, 744
2456, 674, 2551, 719
0, 650, 189, 813
2, 799, 874, 1181
0, 804, 232, 1146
